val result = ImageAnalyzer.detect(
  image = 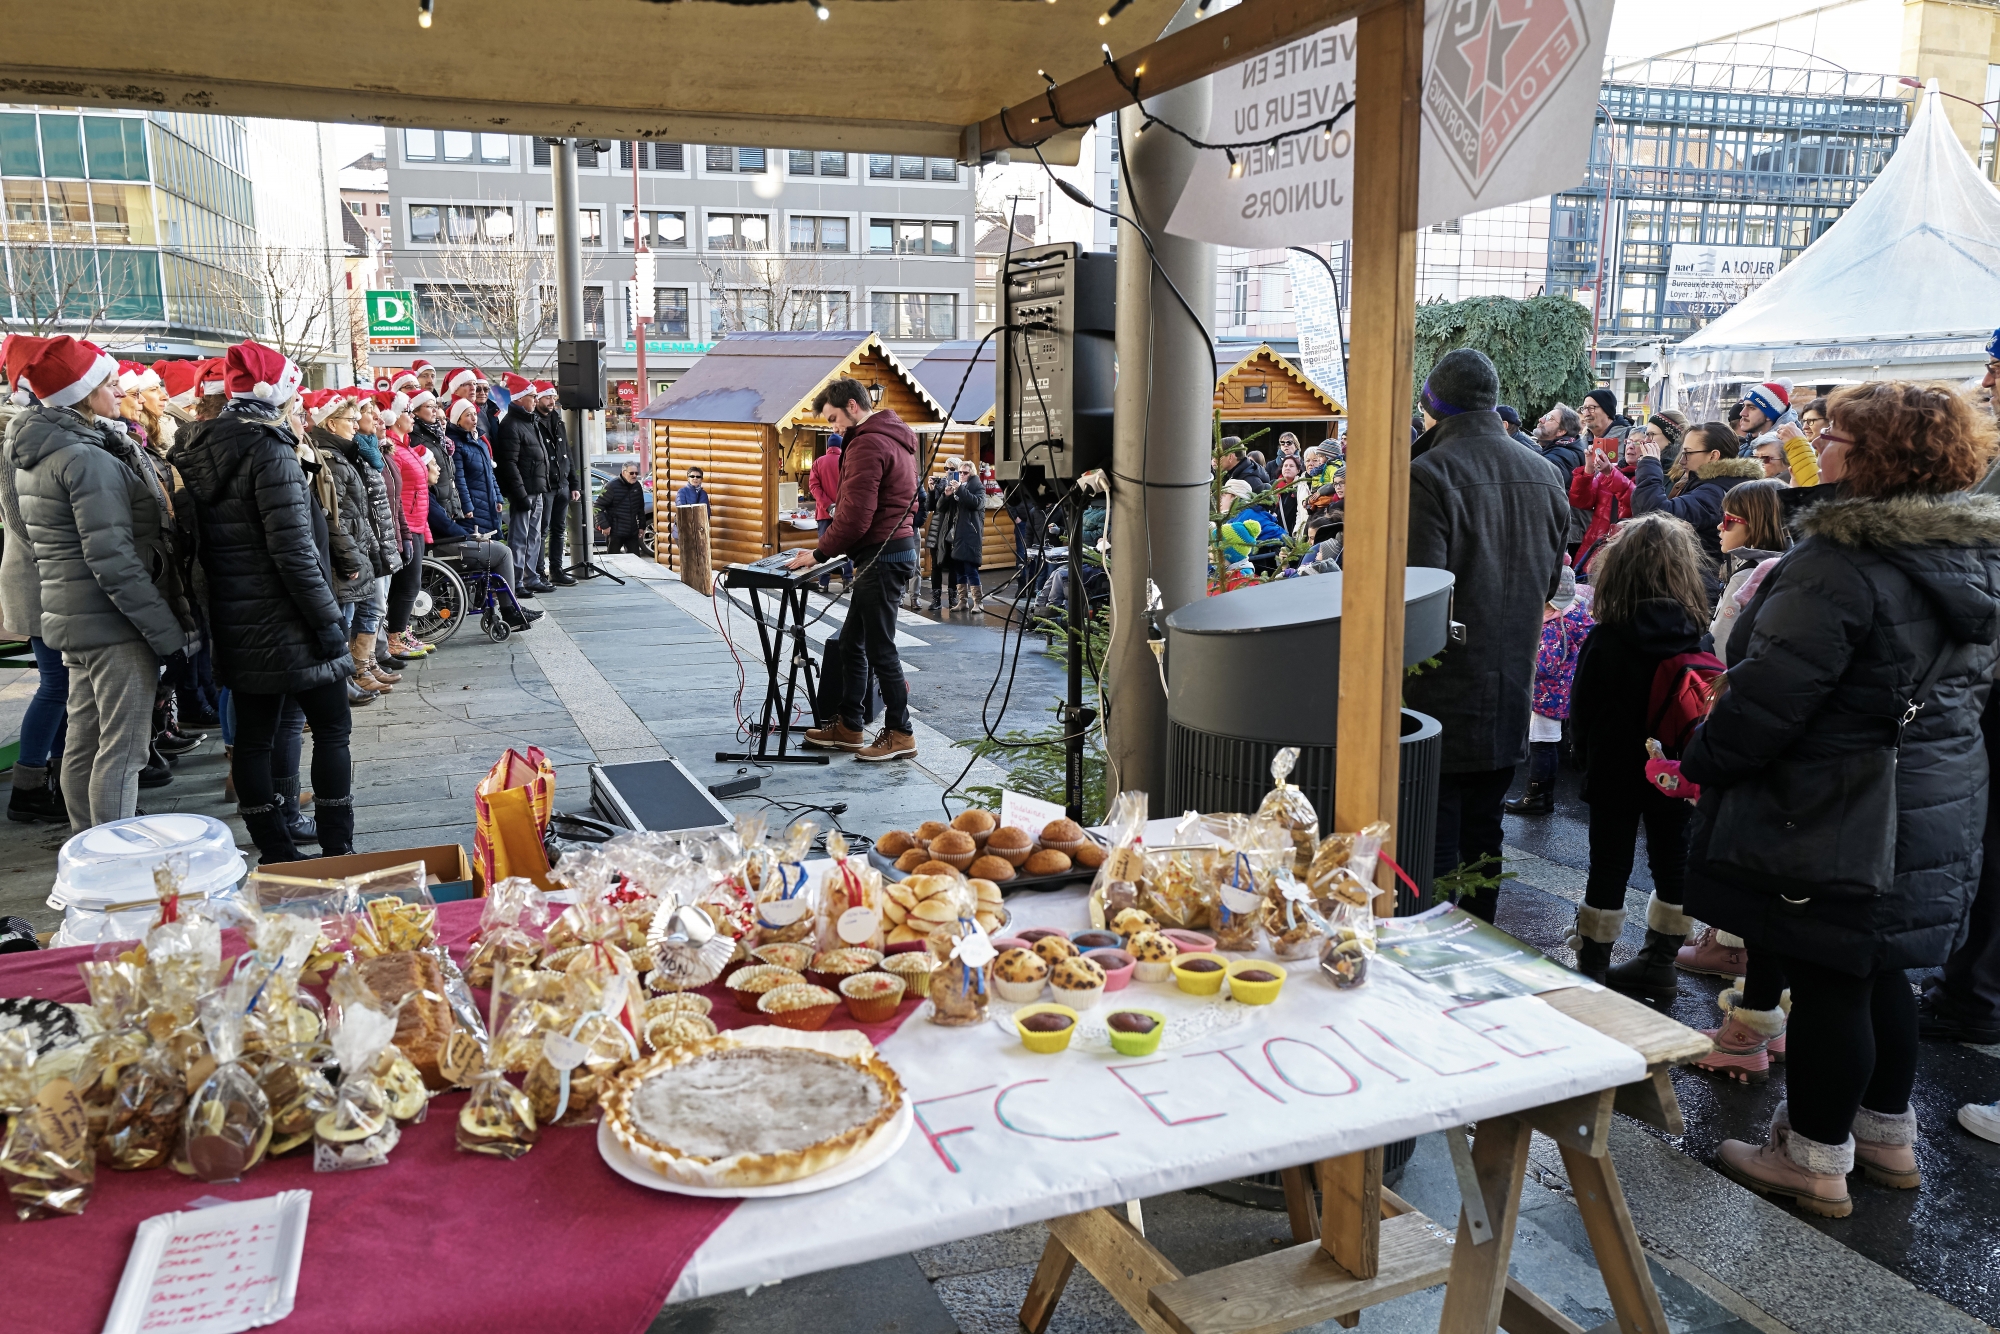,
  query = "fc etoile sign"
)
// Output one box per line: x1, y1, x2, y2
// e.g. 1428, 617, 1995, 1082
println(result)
1166, 0, 1612, 249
